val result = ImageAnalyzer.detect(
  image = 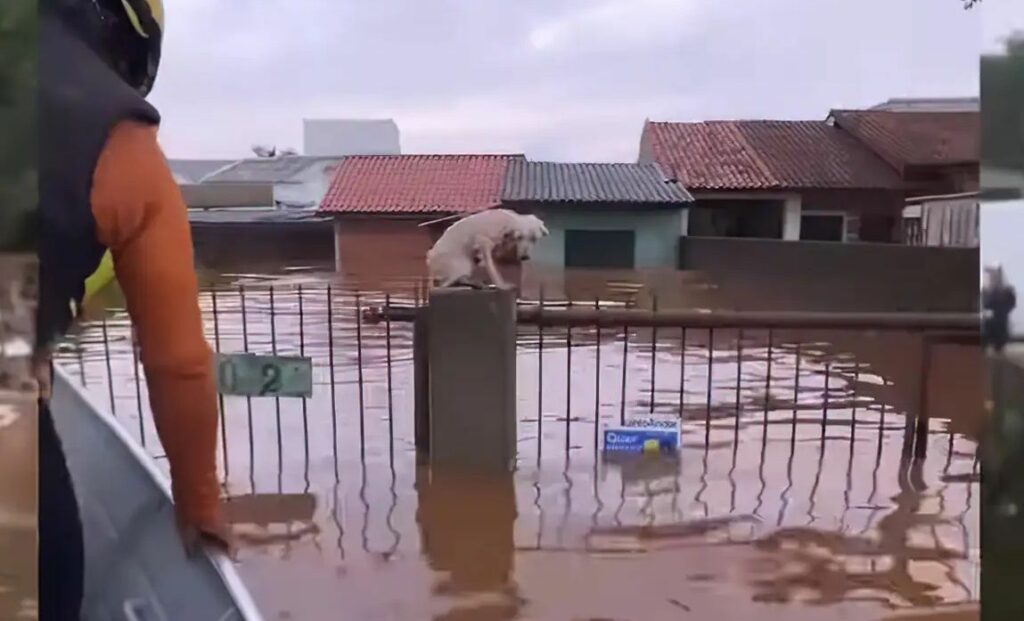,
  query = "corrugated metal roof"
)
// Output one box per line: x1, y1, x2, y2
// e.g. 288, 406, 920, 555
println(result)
320, 154, 522, 215
502, 161, 692, 204
870, 97, 979, 112
203, 156, 343, 184
641, 120, 904, 191
188, 208, 331, 226
168, 159, 238, 183
829, 110, 980, 171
